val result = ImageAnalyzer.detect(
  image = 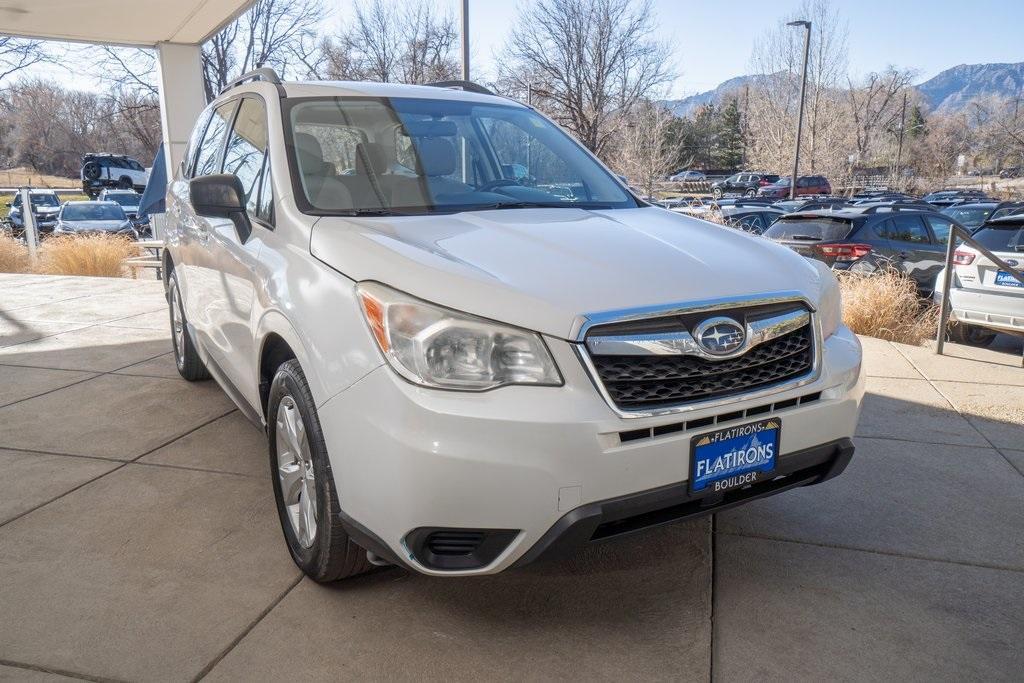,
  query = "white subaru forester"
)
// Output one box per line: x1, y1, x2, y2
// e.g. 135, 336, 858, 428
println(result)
163, 70, 864, 581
